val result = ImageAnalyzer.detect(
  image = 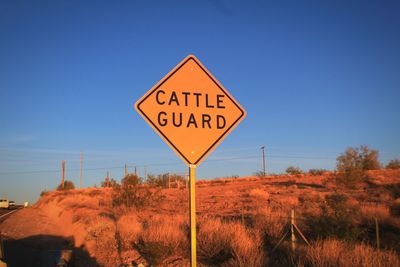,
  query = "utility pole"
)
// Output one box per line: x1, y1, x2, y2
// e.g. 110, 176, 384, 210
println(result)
80, 152, 83, 189
125, 164, 128, 177
134, 165, 137, 176
144, 166, 147, 181
61, 160, 66, 189
261, 146, 266, 176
